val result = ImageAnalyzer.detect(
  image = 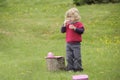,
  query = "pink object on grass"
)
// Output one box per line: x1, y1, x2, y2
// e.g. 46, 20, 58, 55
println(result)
47, 52, 54, 58
72, 74, 88, 80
